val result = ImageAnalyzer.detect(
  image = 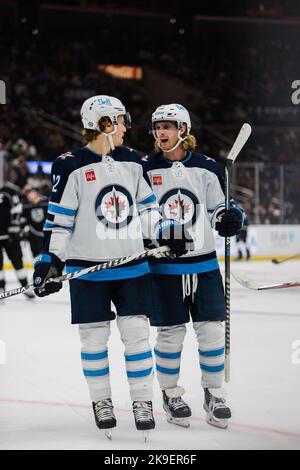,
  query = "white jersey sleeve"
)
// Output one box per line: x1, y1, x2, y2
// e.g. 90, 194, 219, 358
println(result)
44, 155, 79, 261
206, 171, 227, 229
